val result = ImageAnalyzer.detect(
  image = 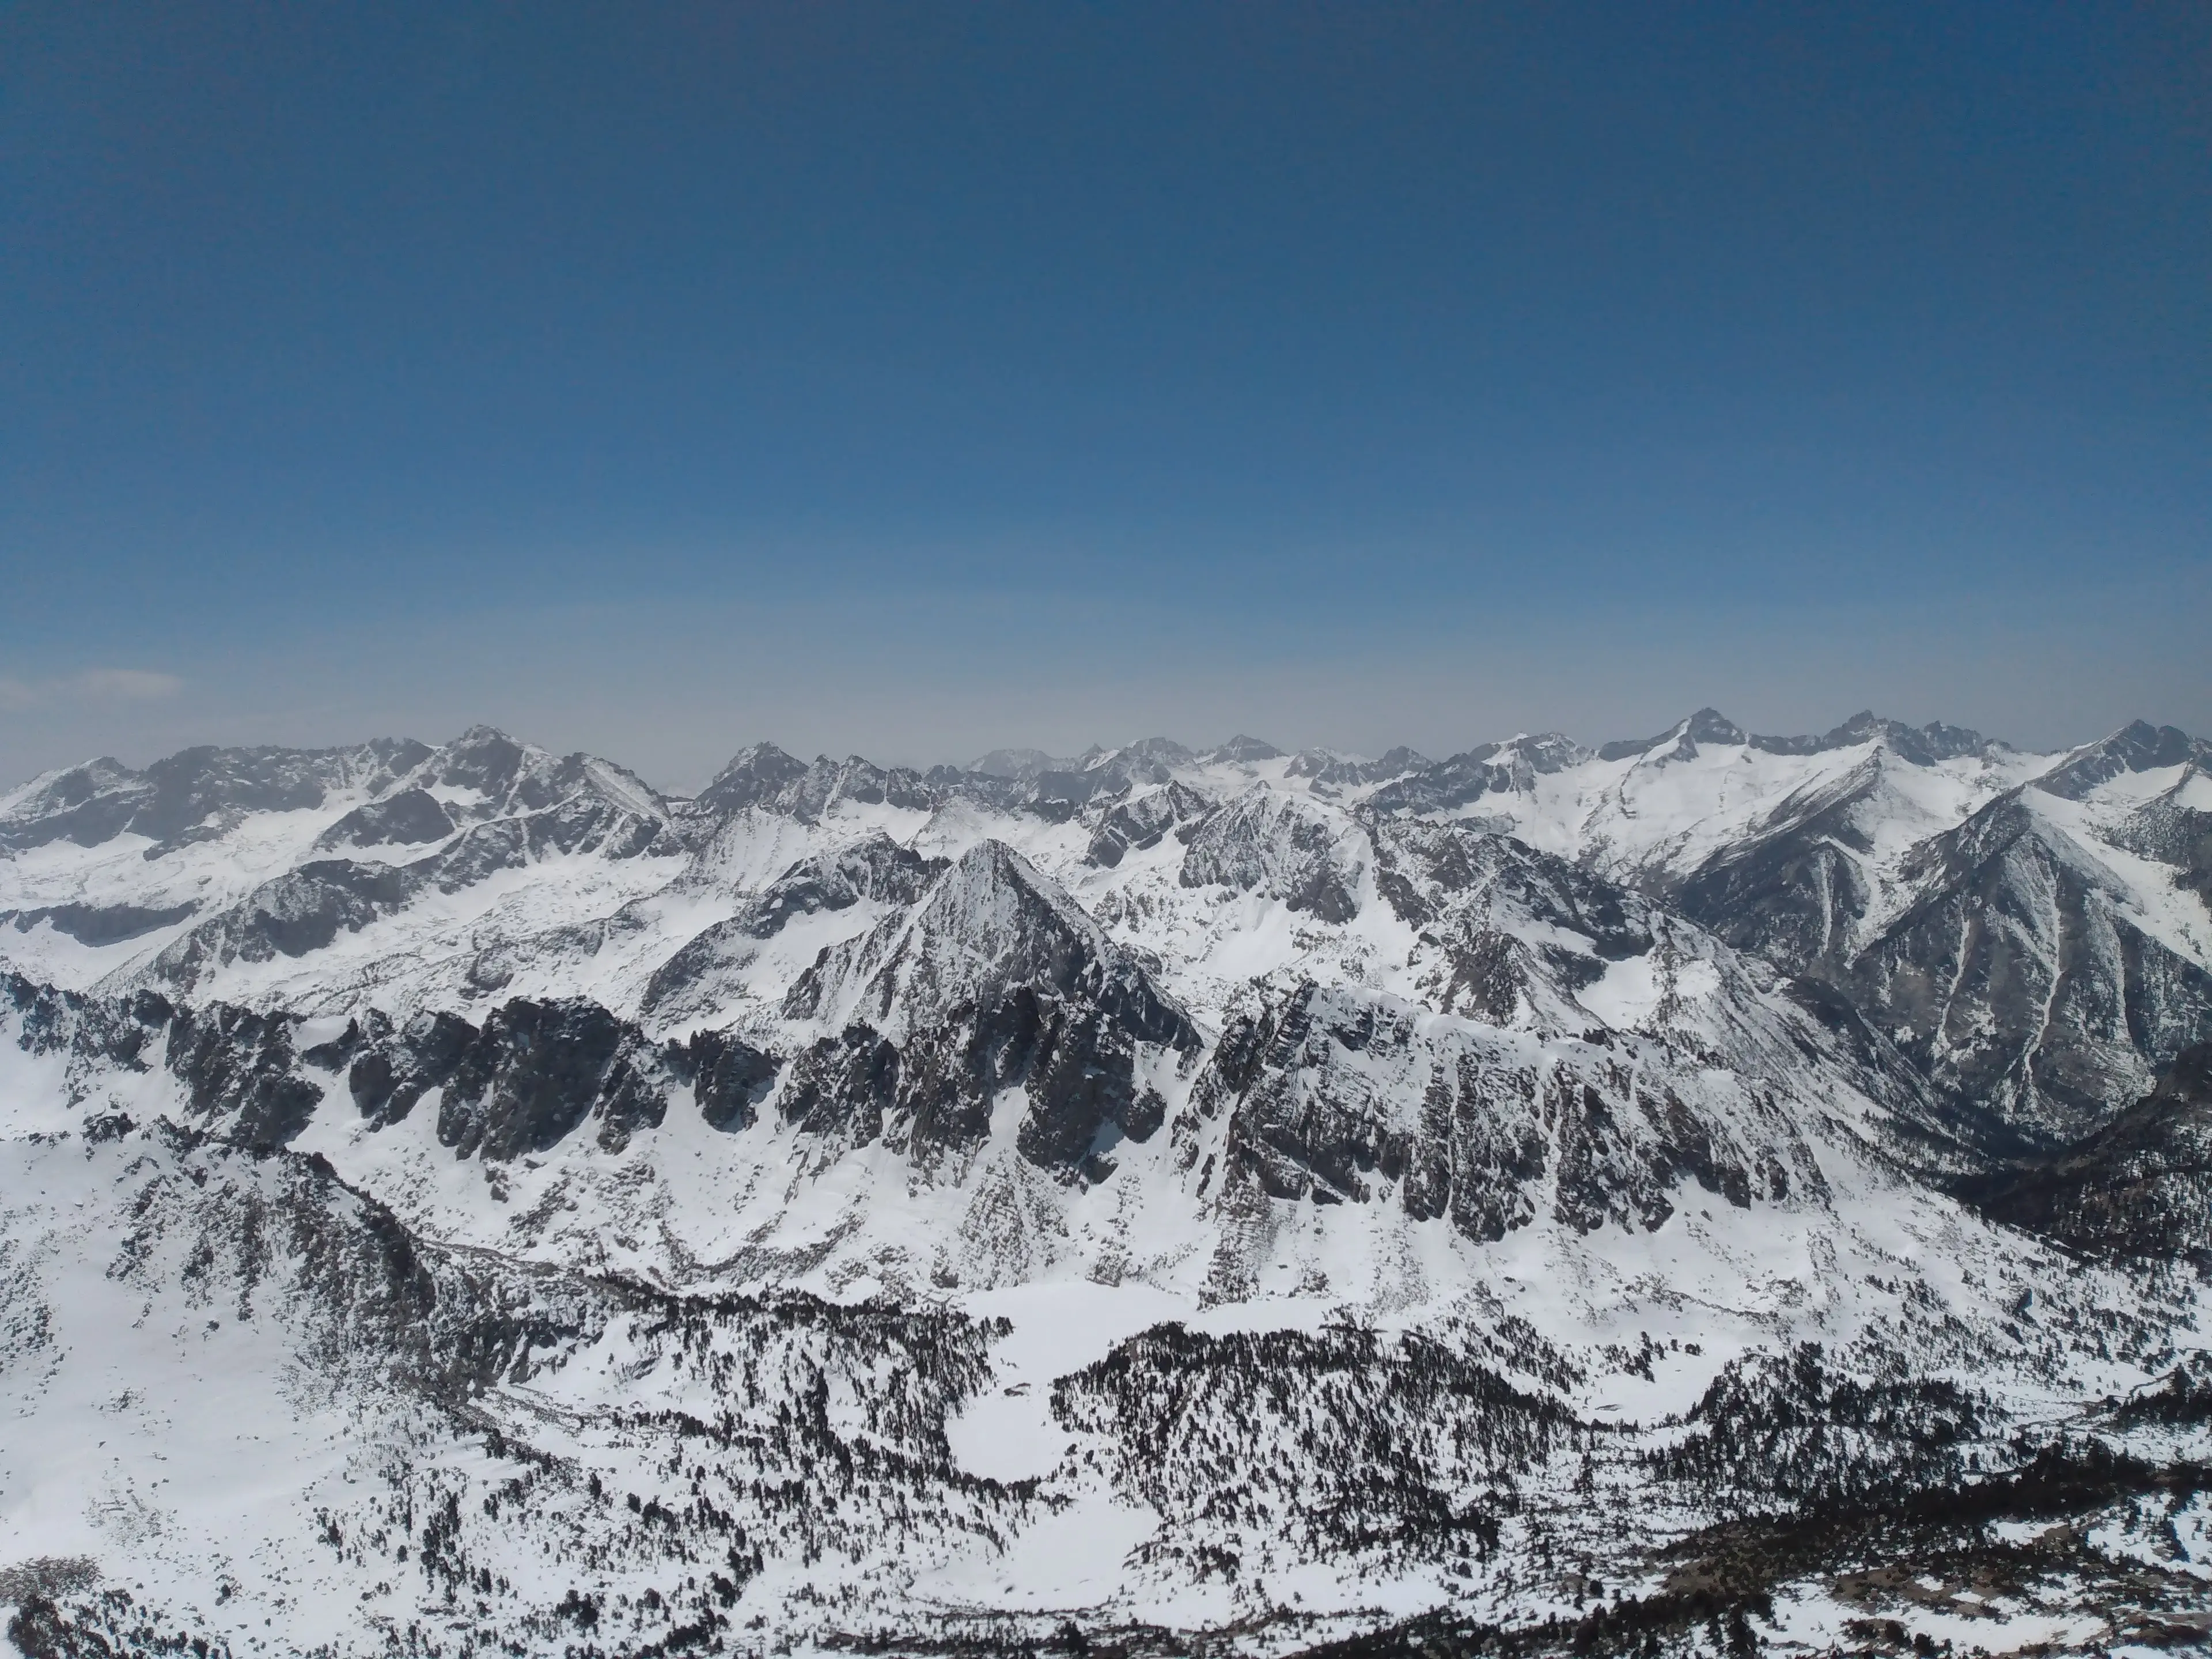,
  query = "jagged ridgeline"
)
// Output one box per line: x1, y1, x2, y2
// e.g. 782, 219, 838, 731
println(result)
2, 714, 2210, 1655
